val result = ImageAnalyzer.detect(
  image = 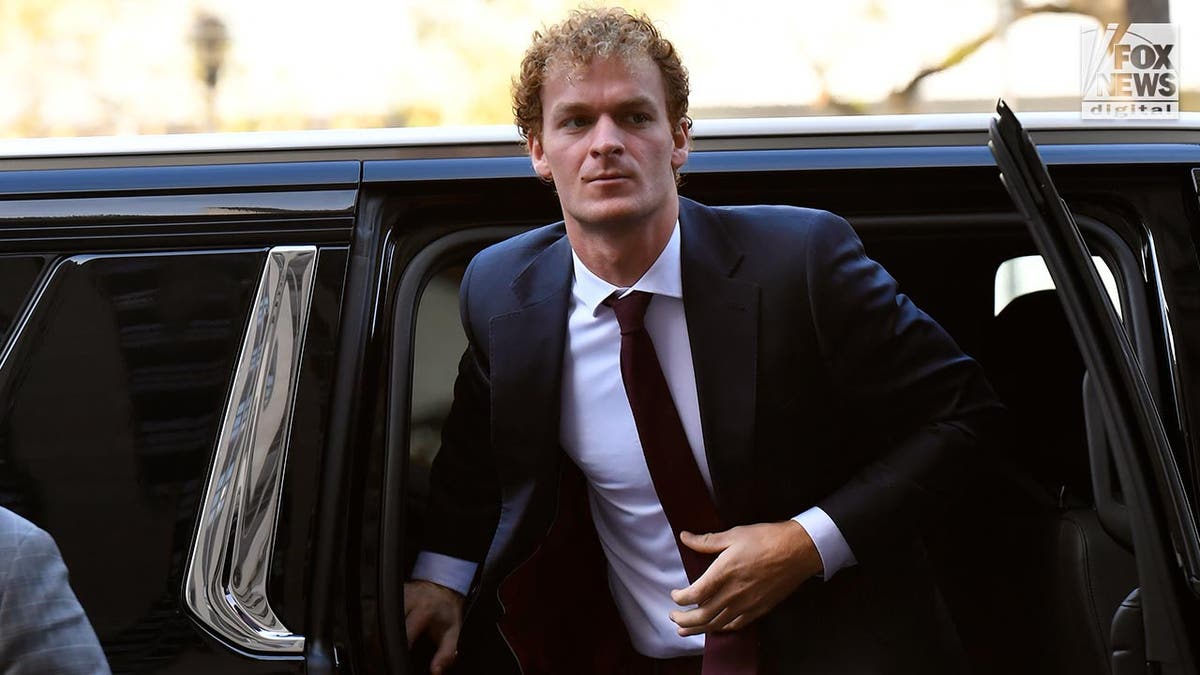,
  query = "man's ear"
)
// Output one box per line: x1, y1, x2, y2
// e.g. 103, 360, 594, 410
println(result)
529, 134, 552, 180
670, 117, 690, 171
